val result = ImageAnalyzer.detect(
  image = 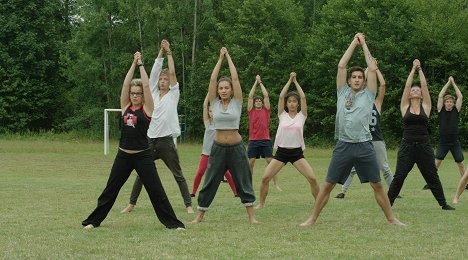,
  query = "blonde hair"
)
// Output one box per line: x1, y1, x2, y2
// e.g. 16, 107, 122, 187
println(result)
443, 95, 455, 102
